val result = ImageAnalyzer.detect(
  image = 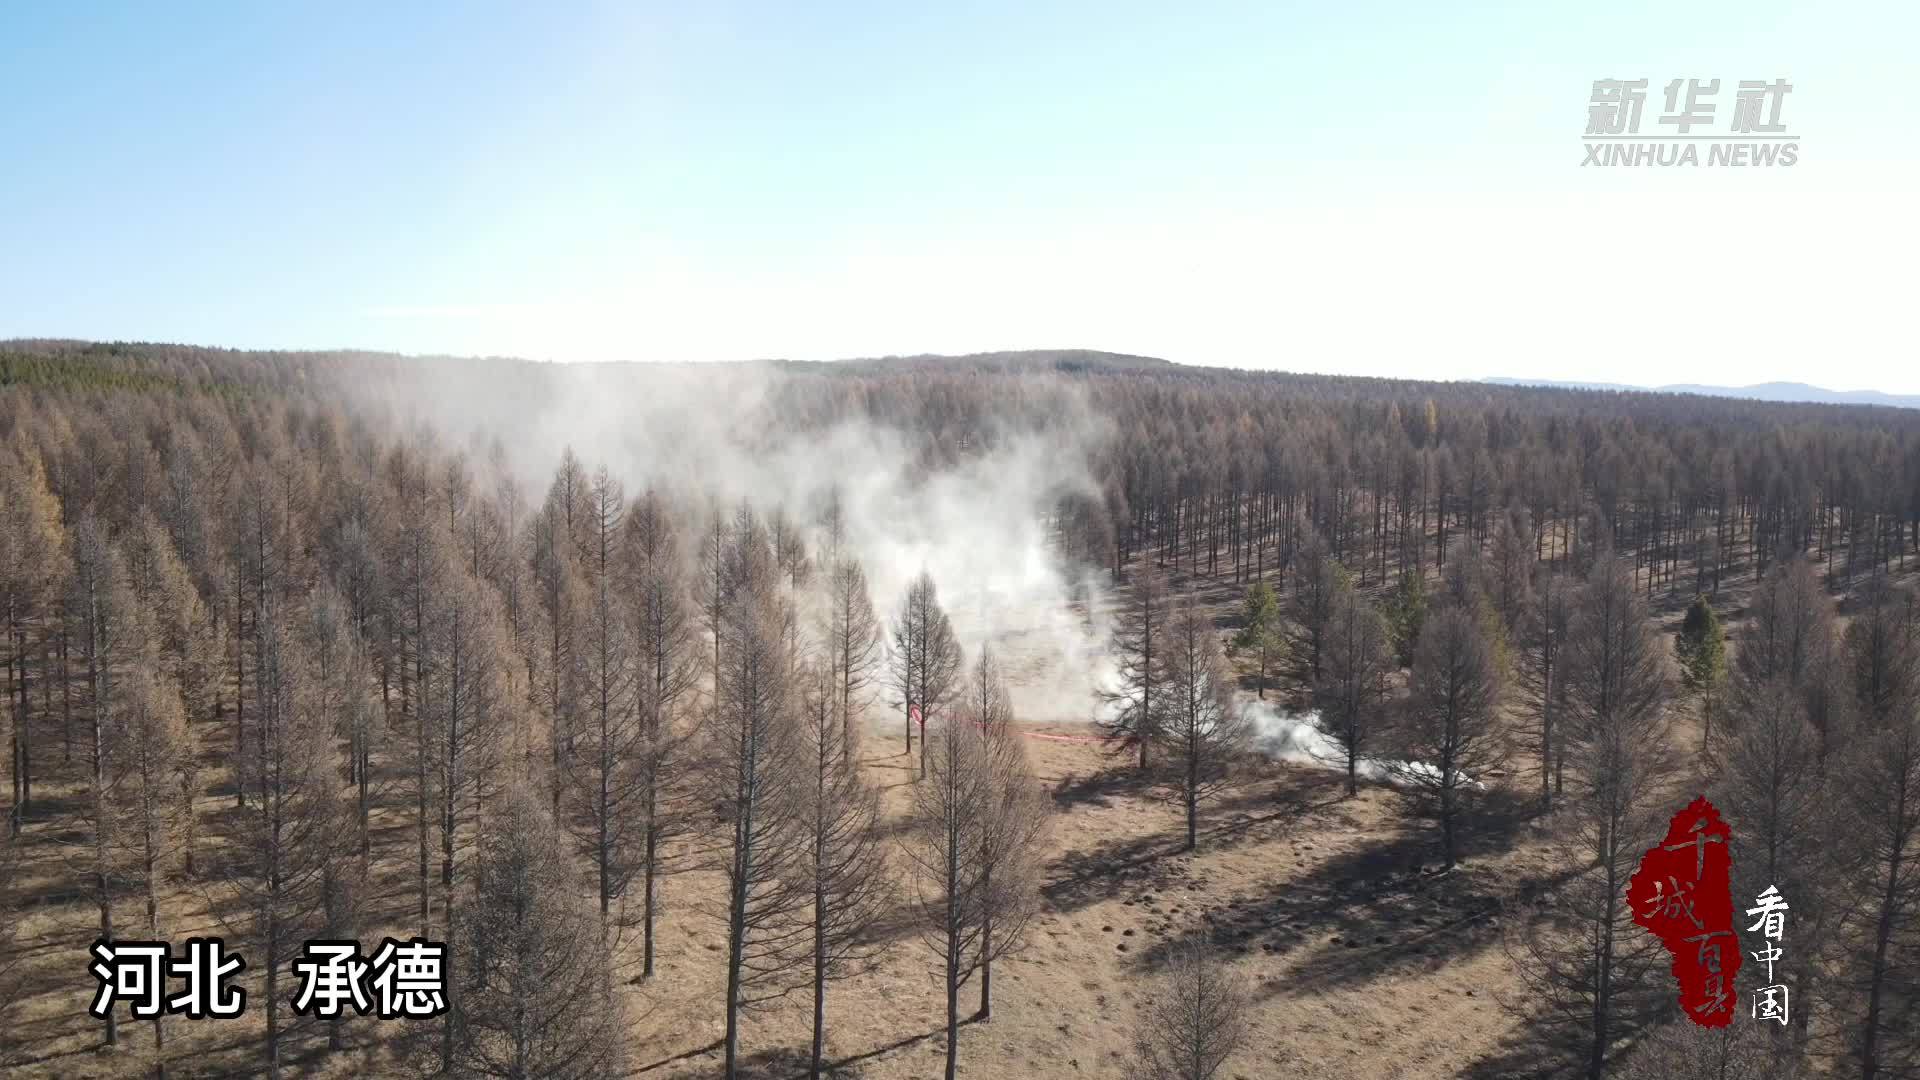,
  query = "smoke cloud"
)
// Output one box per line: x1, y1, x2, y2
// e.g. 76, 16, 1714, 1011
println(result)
1239, 699, 1482, 791
330, 357, 1118, 723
